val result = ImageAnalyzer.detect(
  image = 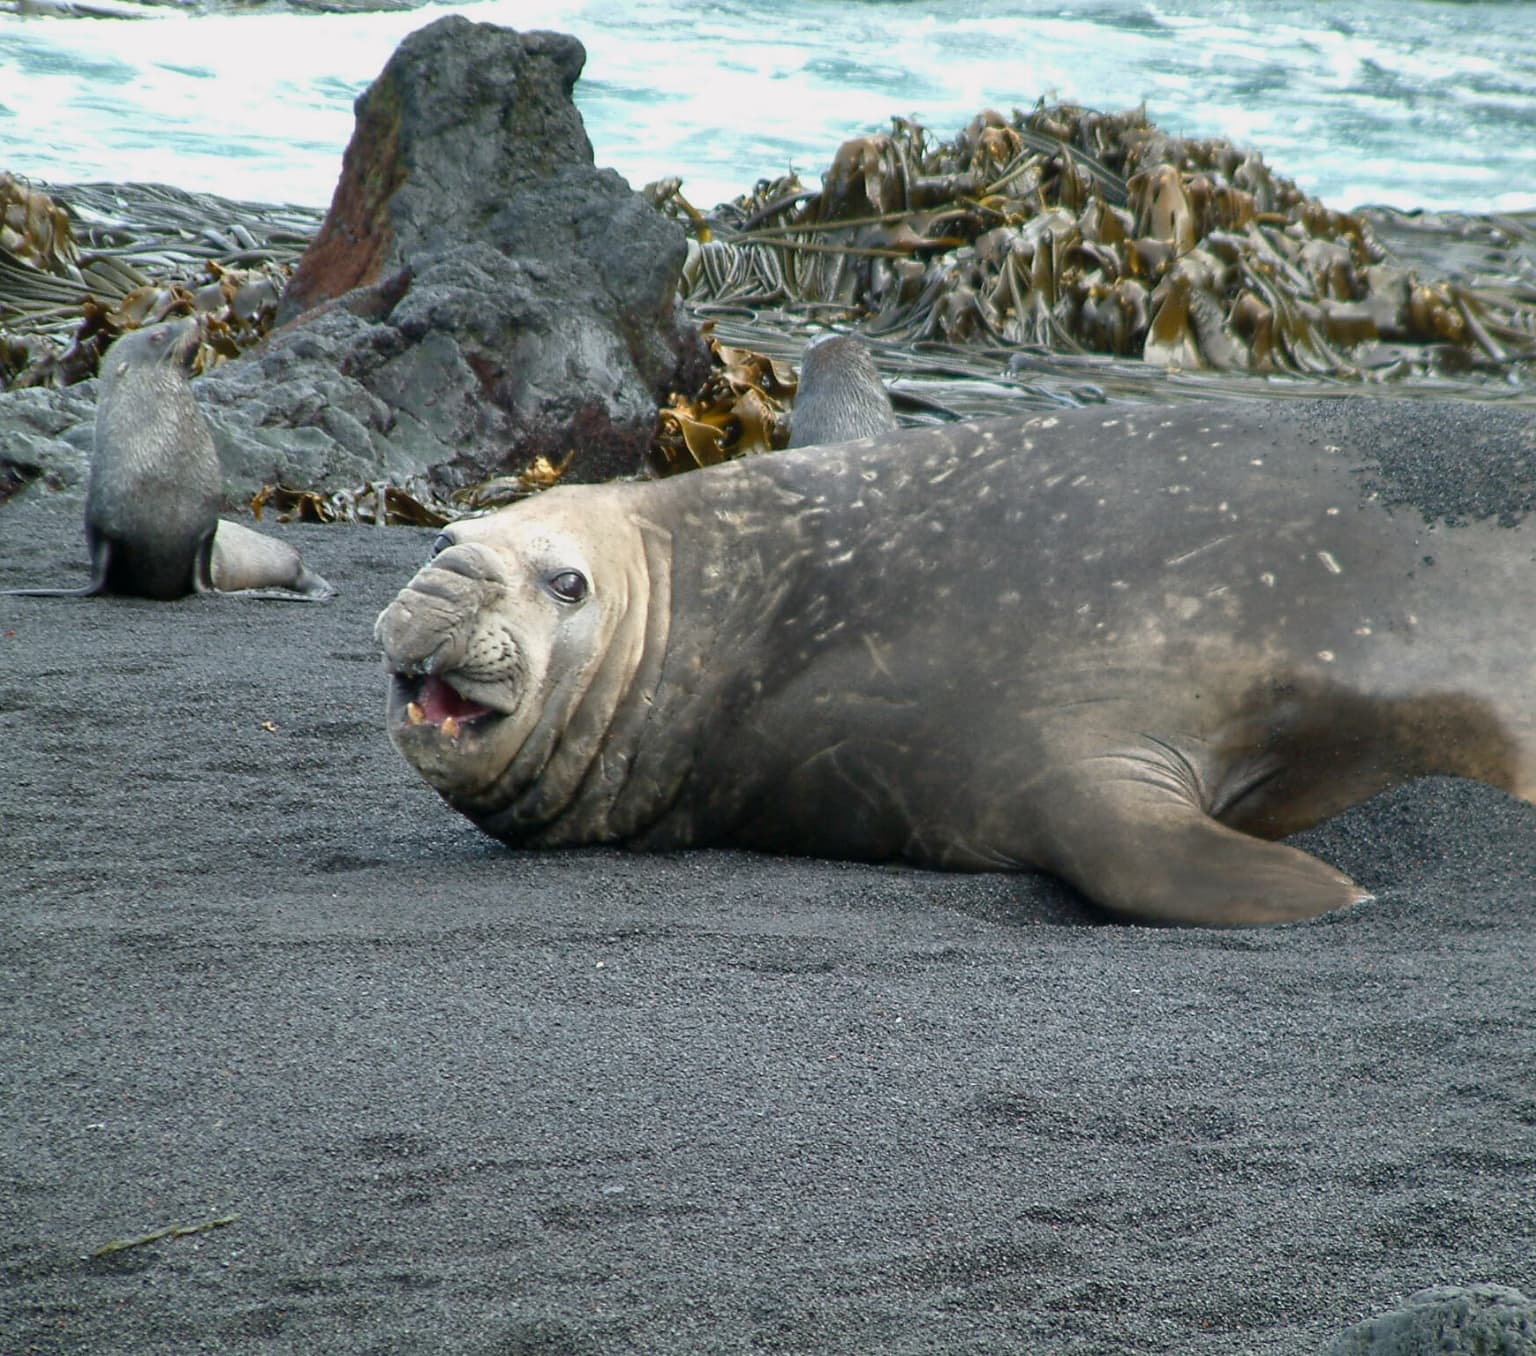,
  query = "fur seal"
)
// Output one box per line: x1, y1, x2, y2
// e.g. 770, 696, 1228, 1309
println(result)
788, 333, 897, 447
2, 319, 334, 602
375, 398, 1536, 926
